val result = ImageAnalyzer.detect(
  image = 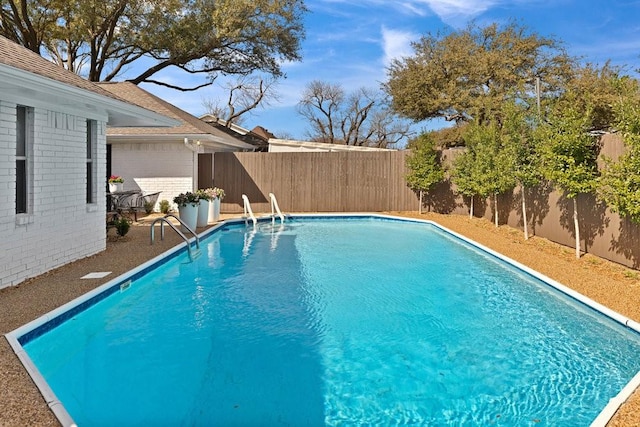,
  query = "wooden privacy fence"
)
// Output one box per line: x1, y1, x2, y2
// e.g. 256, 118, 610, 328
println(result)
213, 135, 640, 270
214, 151, 419, 214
